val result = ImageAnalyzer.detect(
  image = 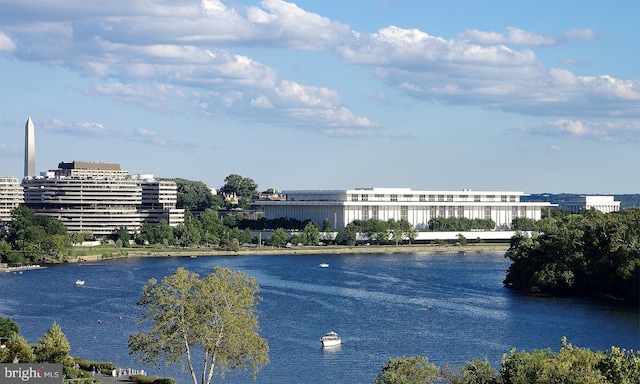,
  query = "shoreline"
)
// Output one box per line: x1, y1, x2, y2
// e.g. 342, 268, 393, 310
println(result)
66, 243, 510, 263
